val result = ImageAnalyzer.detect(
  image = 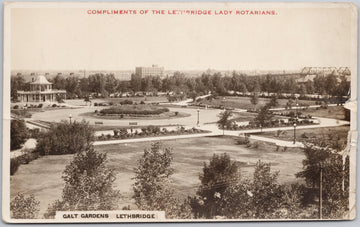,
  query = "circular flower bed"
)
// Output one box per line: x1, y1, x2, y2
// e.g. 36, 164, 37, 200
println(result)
99, 105, 169, 116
